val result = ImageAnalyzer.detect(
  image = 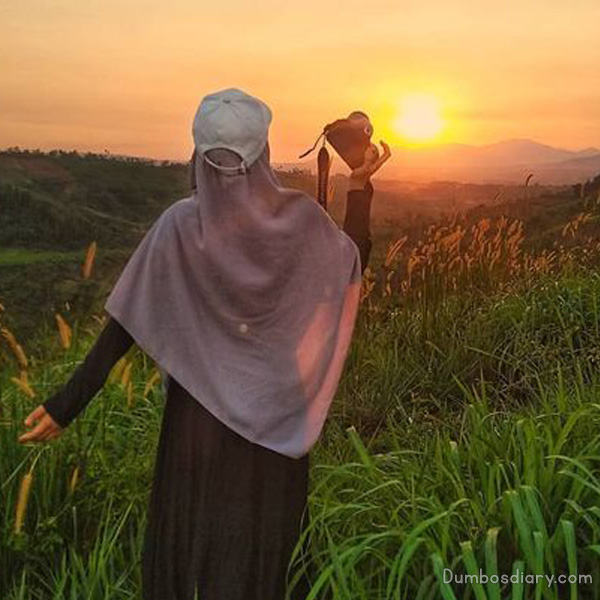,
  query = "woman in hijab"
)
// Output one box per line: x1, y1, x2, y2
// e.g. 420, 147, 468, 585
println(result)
18, 87, 391, 600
